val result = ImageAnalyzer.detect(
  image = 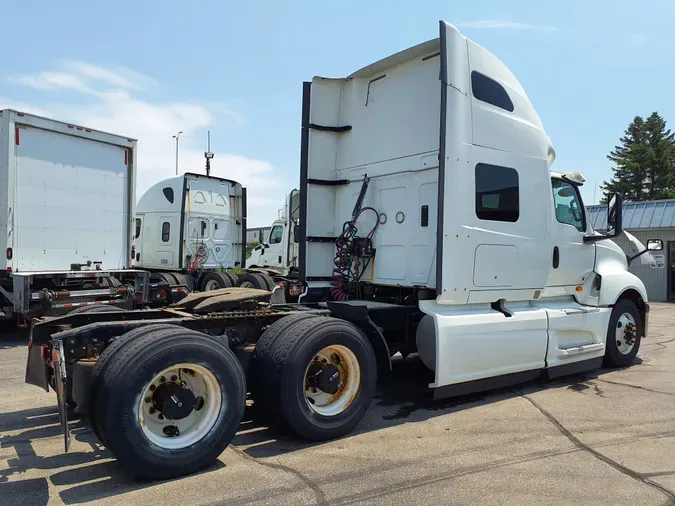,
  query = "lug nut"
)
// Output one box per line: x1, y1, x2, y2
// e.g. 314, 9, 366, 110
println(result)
171, 375, 178, 382
159, 376, 166, 383
149, 384, 156, 391
149, 407, 156, 414
144, 396, 152, 403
